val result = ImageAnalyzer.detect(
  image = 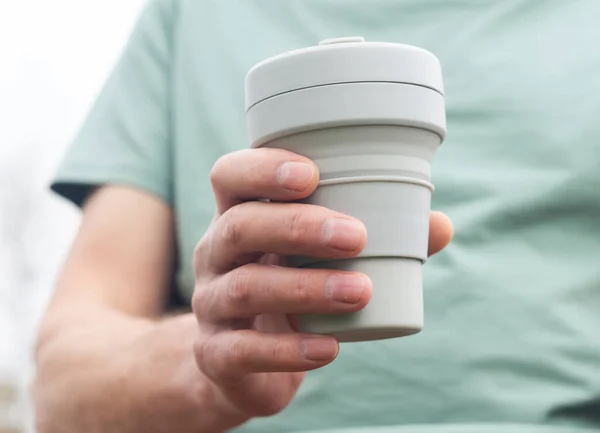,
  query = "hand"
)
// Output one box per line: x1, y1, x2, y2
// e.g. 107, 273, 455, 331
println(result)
192, 148, 453, 420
